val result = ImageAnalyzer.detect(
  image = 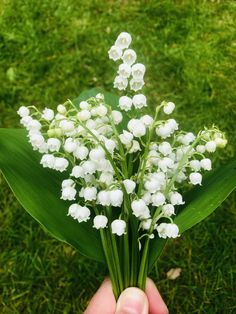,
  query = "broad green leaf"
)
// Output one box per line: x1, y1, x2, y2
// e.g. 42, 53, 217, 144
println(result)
148, 159, 236, 271
0, 128, 105, 263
